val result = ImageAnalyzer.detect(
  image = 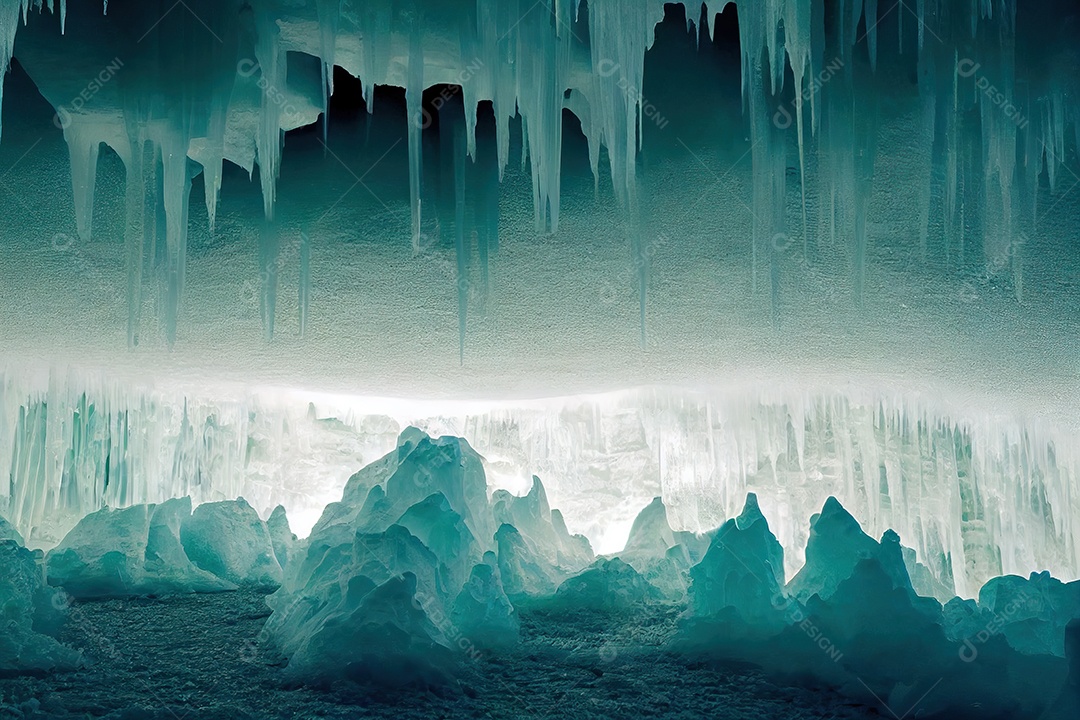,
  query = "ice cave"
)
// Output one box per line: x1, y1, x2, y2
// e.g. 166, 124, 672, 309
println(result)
0, 0, 1078, 718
